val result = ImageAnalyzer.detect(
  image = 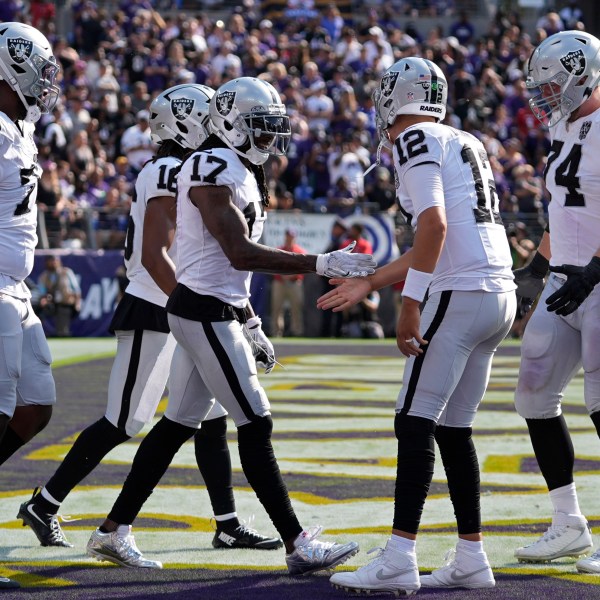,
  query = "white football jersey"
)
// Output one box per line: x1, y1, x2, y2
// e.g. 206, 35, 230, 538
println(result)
0, 112, 41, 296
124, 157, 179, 307
394, 122, 515, 294
176, 147, 266, 308
545, 110, 600, 267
